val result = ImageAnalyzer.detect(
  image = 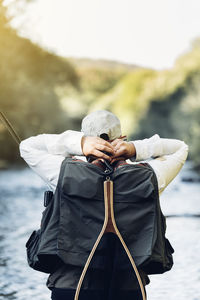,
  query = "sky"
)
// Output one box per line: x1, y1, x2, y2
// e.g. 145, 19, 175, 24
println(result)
8, 0, 200, 70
